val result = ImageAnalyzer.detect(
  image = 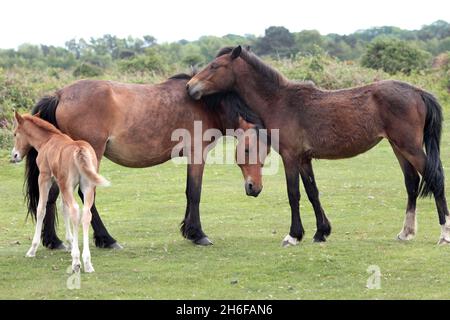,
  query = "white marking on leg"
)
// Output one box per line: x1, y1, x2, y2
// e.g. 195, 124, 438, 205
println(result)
62, 202, 73, 251
81, 208, 94, 273
397, 210, 417, 241
282, 234, 299, 247
26, 204, 46, 257
70, 203, 81, 272
438, 215, 450, 245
